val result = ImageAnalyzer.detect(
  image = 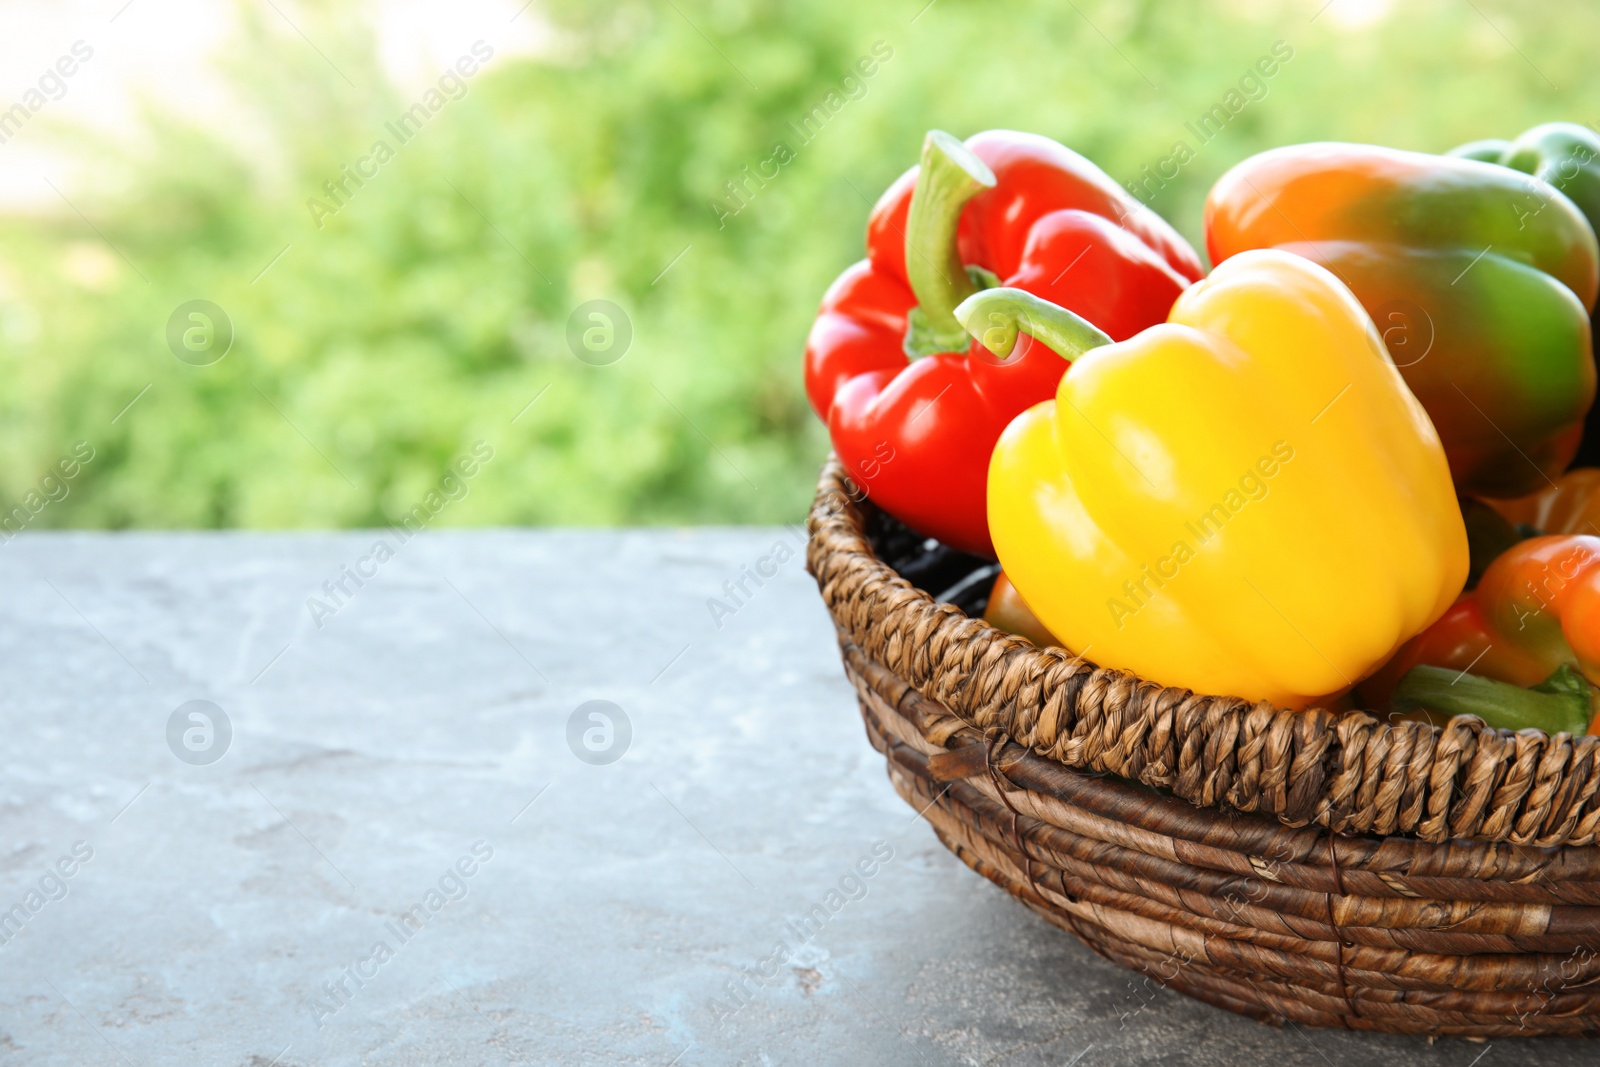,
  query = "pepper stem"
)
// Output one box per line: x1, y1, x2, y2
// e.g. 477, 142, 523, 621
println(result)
953, 287, 1114, 362
1392, 663, 1595, 735
902, 130, 998, 358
